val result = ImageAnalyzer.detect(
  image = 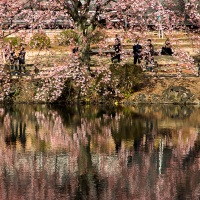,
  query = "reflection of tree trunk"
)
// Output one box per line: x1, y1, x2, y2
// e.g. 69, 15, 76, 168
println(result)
182, 134, 200, 168
12, 121, 17, 144
86, 135, 93, 170
115, 141, 121, 153
5, 120, 27, 147
134, 138, 142, 151
75, 135, 98, 199
19, 122, 26, 147
35, 121, 39, 138
158, 138, 164, 175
